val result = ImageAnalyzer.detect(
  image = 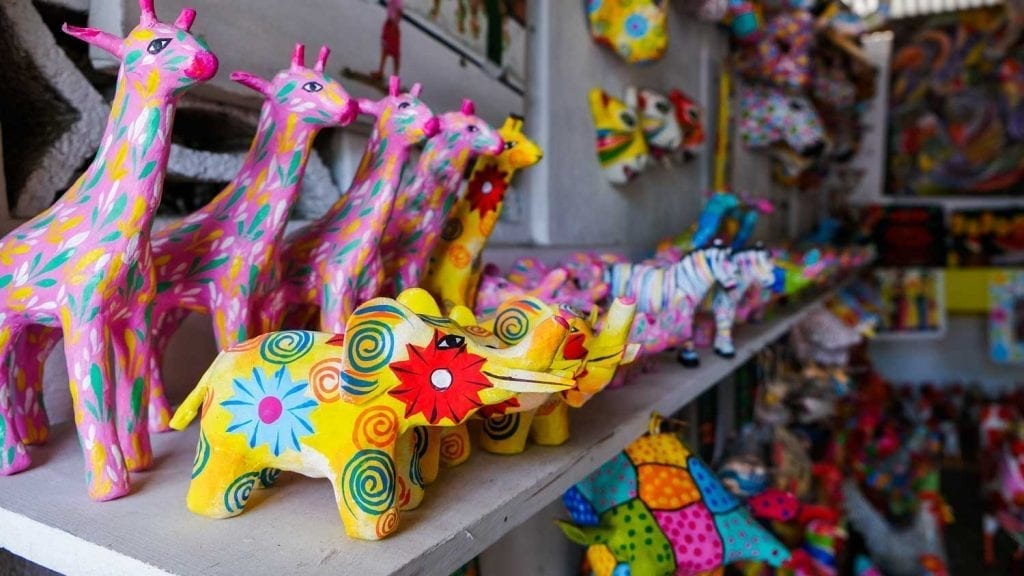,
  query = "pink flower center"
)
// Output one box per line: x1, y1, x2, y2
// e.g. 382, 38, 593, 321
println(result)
258, 396, 283, 424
